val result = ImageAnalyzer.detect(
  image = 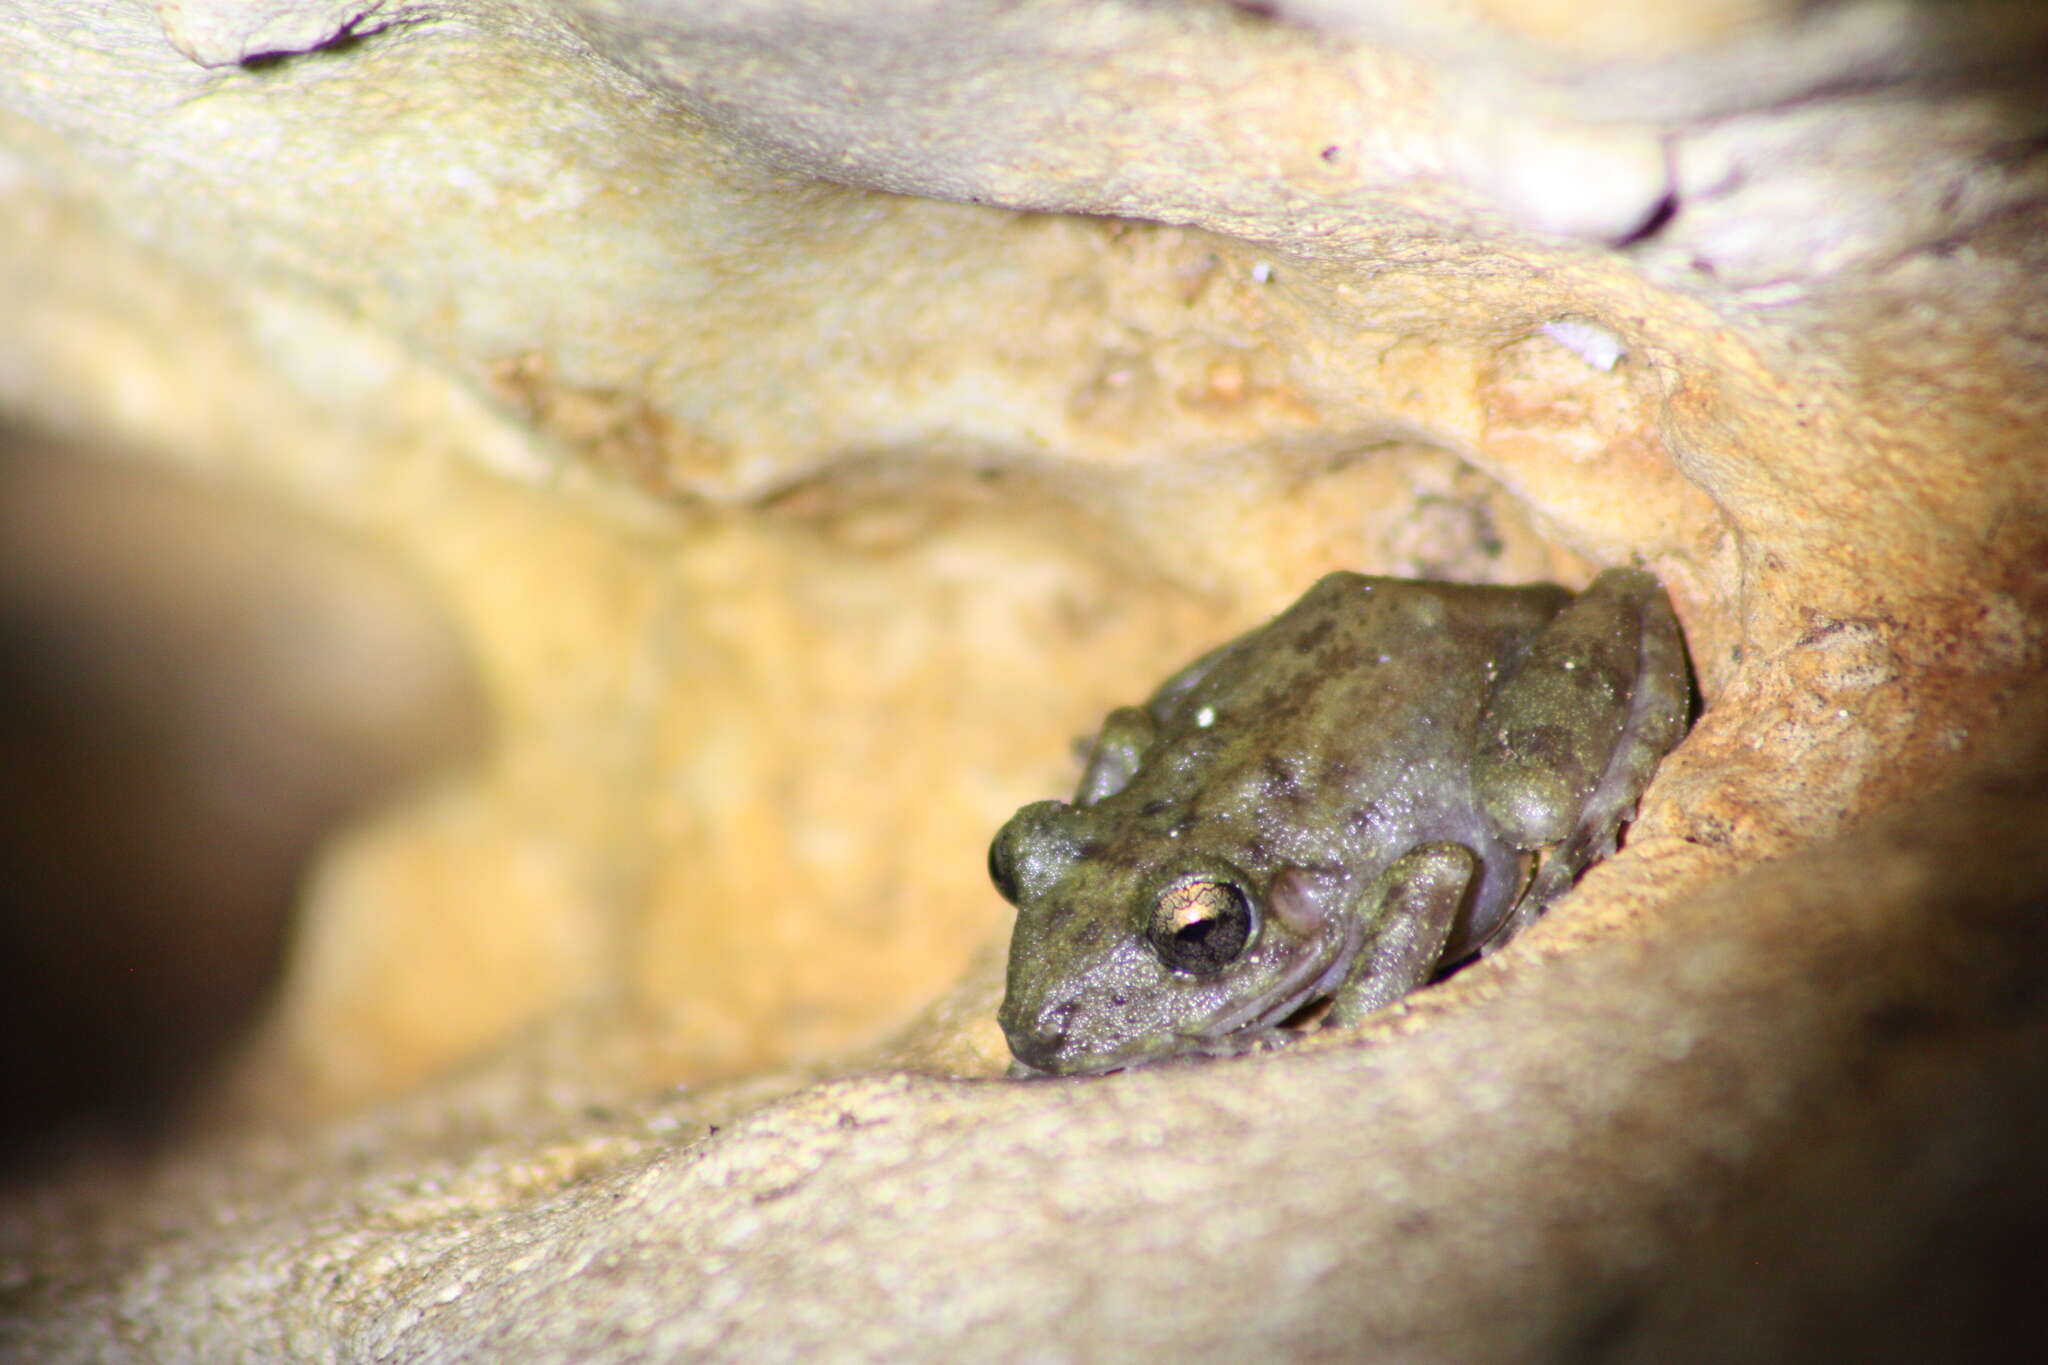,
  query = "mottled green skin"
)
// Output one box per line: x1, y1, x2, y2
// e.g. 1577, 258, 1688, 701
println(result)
991, 569, 1689, 1075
